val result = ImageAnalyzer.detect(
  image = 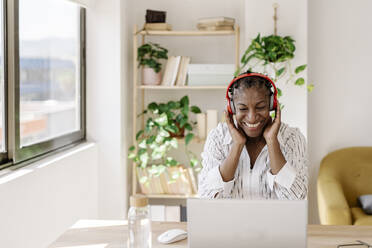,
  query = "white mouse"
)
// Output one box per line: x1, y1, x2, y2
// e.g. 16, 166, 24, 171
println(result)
157, 228, 188, 244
